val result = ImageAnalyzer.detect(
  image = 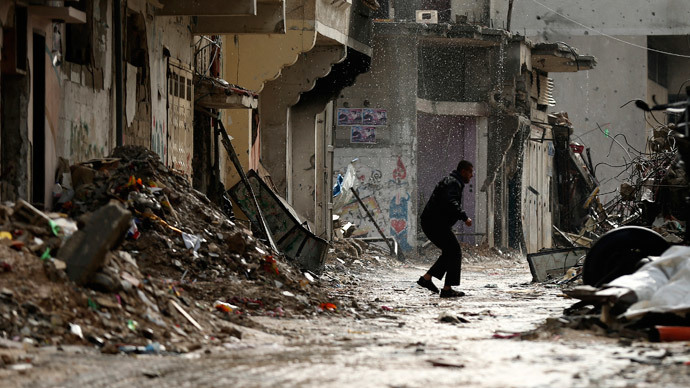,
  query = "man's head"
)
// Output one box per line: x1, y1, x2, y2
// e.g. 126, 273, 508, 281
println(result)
456, 160, 474, 184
